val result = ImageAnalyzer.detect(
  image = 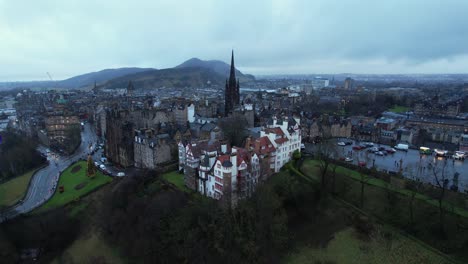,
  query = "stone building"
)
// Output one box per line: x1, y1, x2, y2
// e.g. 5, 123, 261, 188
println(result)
174, 103, 195, 127
301, 116, 351, 142
105, 110, 135, 167
134, 129, 173, 169
45, 114, 80, 145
